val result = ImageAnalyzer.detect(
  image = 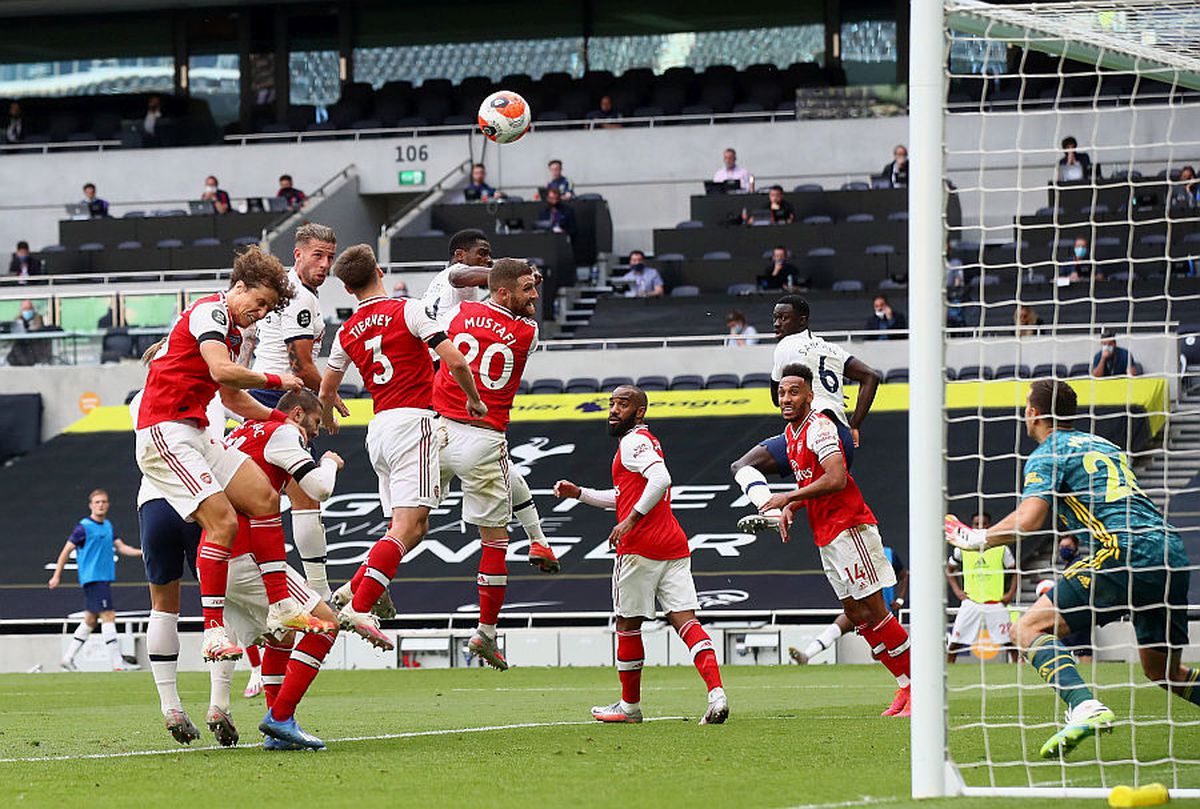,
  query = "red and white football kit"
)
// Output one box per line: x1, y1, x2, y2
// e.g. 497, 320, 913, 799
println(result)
432, 299, 538, 527
327, 295, 444, 511
134, 292, 250, 520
